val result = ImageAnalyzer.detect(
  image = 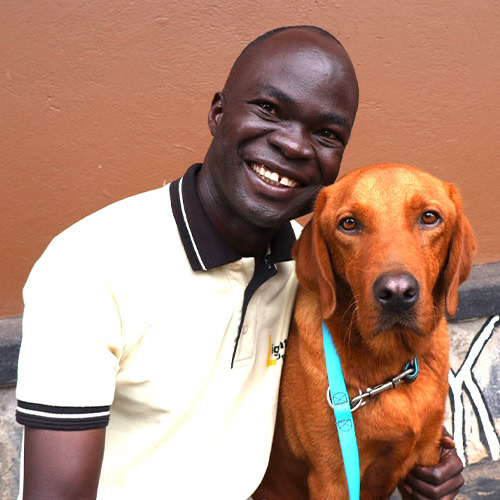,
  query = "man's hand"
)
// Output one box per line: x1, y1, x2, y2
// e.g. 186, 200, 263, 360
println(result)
398, 431, 464, 499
